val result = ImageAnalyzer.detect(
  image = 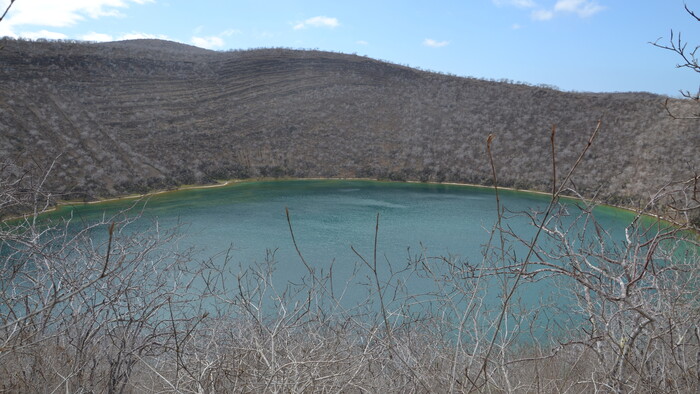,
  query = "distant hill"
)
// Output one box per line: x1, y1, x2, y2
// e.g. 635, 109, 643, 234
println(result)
94, 39, 214, 56
0, 38, 697, 212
